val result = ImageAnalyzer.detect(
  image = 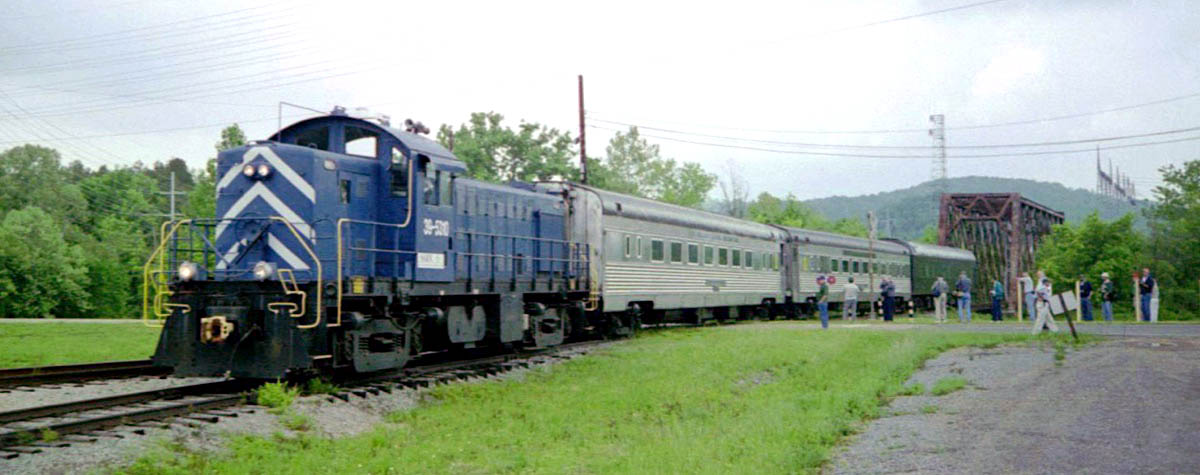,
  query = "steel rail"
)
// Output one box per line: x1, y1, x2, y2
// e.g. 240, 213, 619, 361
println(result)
0, 359, 168, 389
